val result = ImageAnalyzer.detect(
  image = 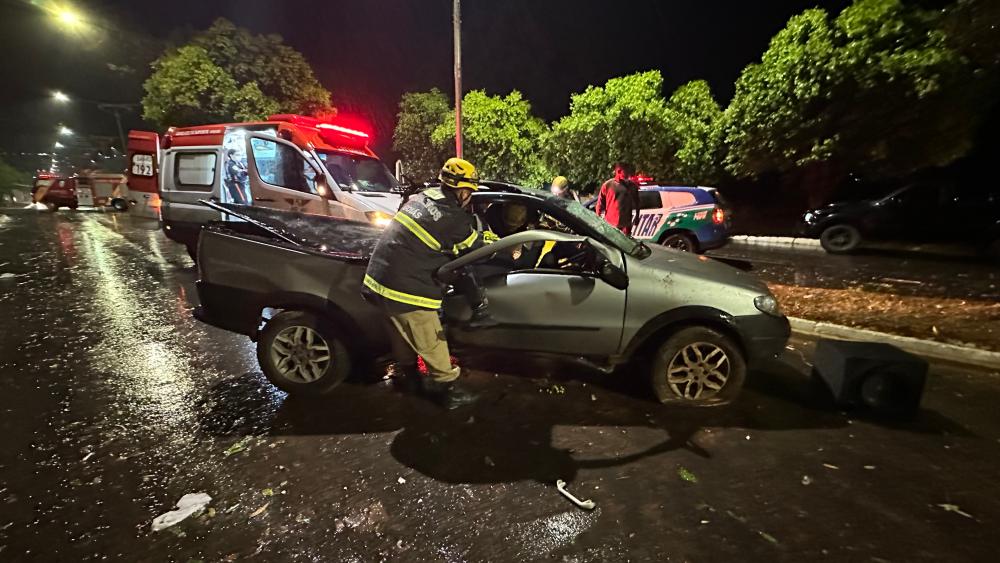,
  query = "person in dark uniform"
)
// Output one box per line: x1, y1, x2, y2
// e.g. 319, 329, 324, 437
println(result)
362, 158, 488, 409
223, 149, 249, 204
